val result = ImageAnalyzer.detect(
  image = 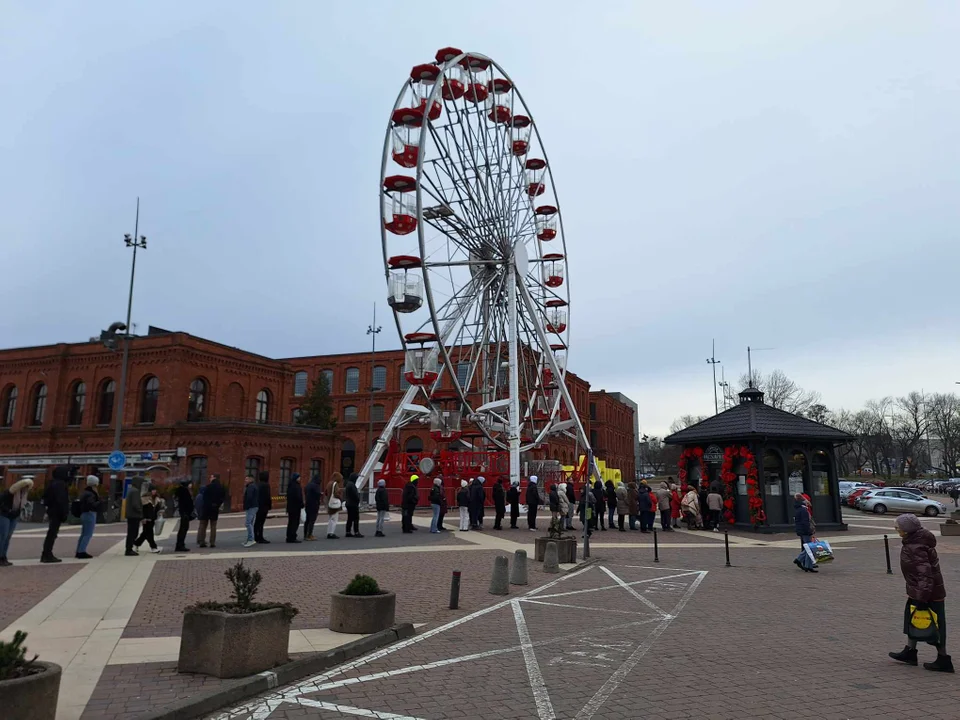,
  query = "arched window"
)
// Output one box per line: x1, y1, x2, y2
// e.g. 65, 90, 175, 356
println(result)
30, 383, 47, 426
1, 385, 17, 427
187, 378, 207, 421
340, 439, 356, 475
189, 455, 208, 484
293, 371, 308, 397
343, 405, 358, 422
140, 376, 159, 423
399, 367, 411, 391
320, 370, 334, 393
405, 436, 423, 453
372, 365, 387, 392
280, 457, 295, 493
245, 456, 262, 480
345, 367, 360, 393
68, 381, 86, 425
255, 389, 270, 423
97, 379, 115, 425
371, 404, 385, 422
